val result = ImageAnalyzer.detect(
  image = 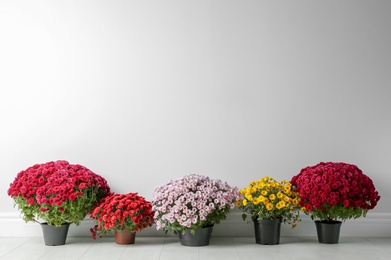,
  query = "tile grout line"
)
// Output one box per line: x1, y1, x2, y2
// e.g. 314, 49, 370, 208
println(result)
232, 237, 240, 260
76, 242, 97, 260
117, 244, 128, 260
2, 237, 54, 258
157, 236, 167, 260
